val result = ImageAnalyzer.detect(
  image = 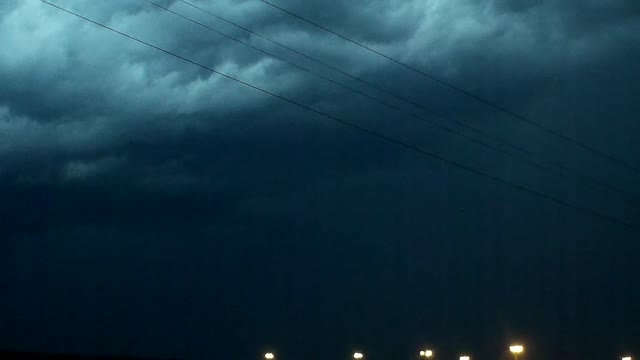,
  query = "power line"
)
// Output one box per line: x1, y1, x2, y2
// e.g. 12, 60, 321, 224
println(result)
146, 0, 640, 210
175, 0, 639, 210
141, 2, 525, 159
257, 0, 640, 176
176, 0, 525, 155
39, 0, 639, 232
